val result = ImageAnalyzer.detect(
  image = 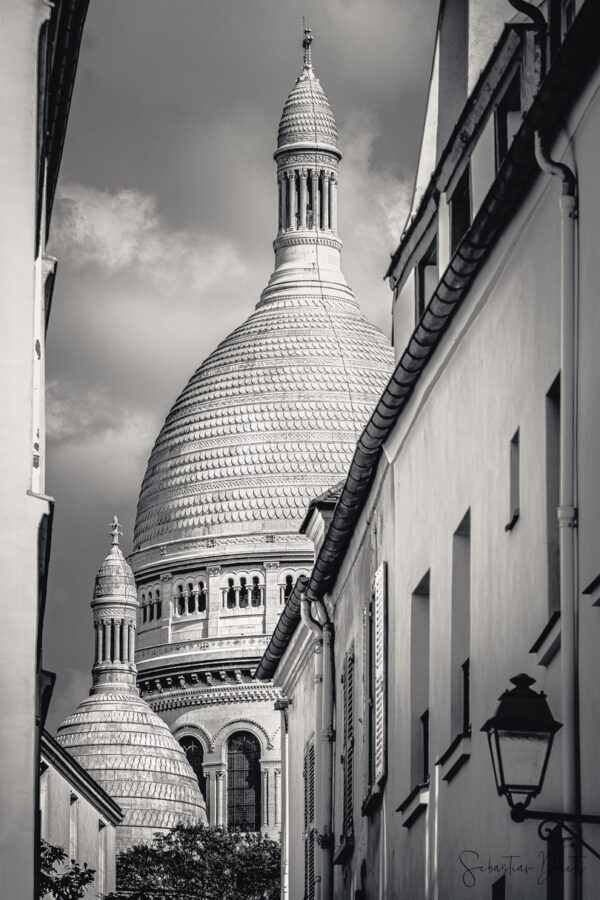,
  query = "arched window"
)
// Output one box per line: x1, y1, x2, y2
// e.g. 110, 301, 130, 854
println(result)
188, 583, 195, 614
251, 577, 262, 606
198, 582, 207, 613
177, 584, 185, 616
226, 578, 236, 609
179, 736, 206, 801
227, 731, 261, 831
239, 577, 248, 608
284, 574, 294, 602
